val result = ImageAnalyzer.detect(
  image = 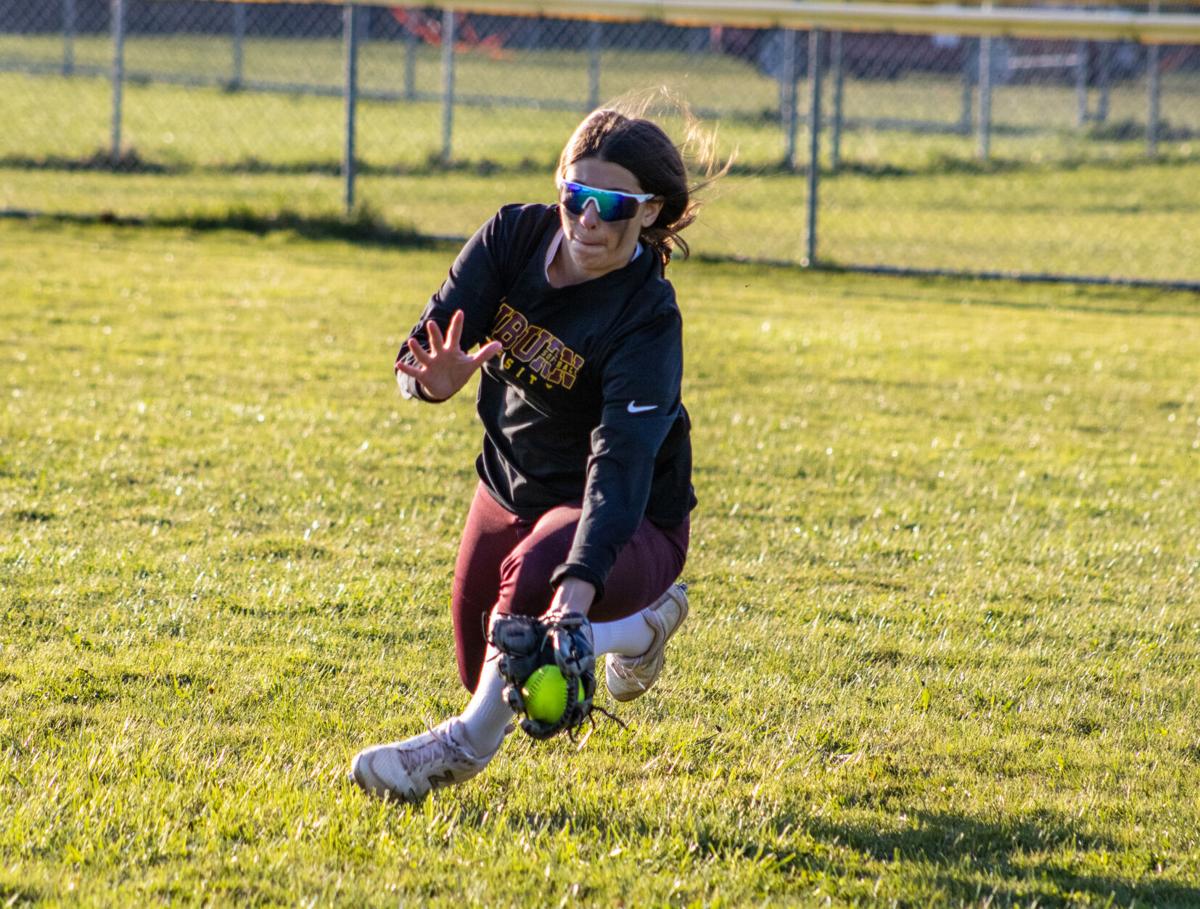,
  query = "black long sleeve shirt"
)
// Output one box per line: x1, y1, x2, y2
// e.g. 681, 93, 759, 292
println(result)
396, 203, 696, 599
